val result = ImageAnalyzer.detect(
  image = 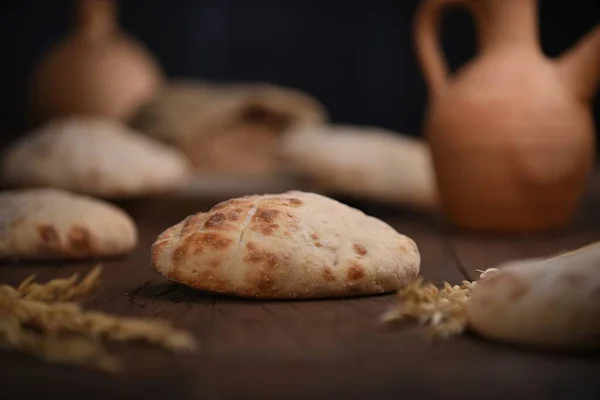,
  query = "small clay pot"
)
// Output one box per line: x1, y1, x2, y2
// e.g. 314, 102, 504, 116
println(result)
29, 0, 164, 123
